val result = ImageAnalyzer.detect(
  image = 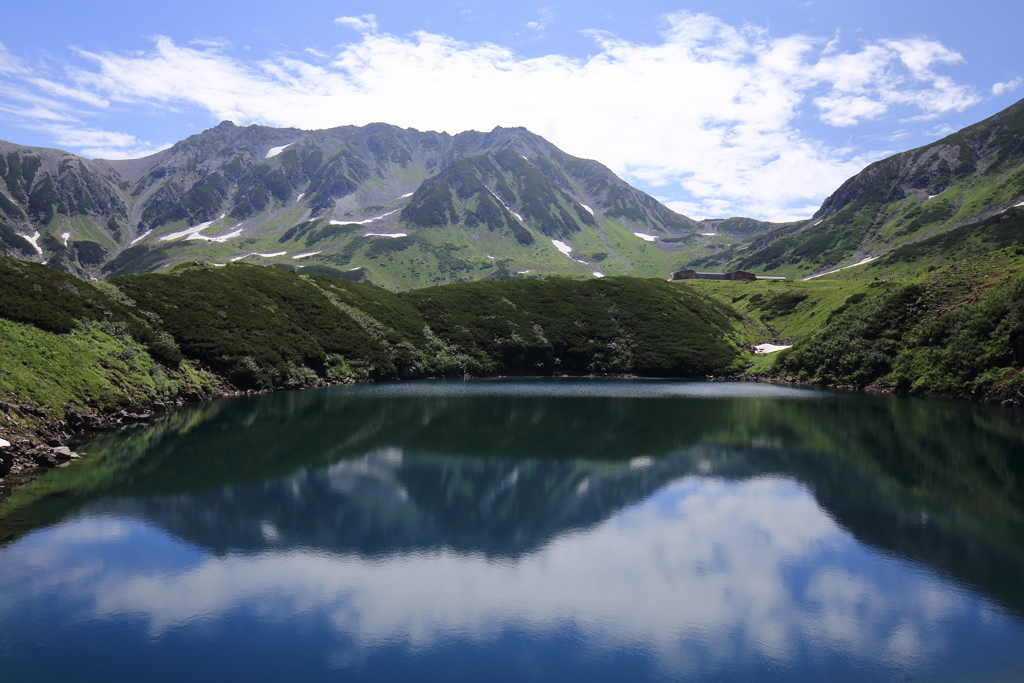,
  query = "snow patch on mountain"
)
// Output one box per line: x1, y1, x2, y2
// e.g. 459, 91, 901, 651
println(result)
160, 215, 227, 241
265, 143, 293, 159
633, 232, 657, 242
61, 232, 70, 246
187, 226, 244, 243
331, 208, 400, 225
802, 256, 879, 280
229, 251, 288, 262
130, 230, 152, 246
754, 343, 792, 355
365, 232, 407, 238
490, 190, 523, 222
292, 251, 321, 260
551, 239, 572, 256
20, 231, 42, 255
580, 204, 594, 215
